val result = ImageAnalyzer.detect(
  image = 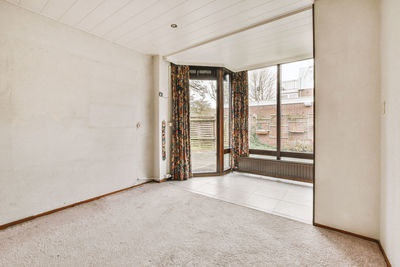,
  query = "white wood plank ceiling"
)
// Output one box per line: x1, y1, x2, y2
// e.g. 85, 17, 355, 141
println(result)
6, 0, 314, 71
167, 8, 313, 71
